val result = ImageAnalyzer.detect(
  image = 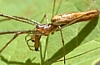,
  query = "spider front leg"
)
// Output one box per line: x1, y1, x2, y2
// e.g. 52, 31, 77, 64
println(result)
0, 30, 40, 53
0, 32, 20, 53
